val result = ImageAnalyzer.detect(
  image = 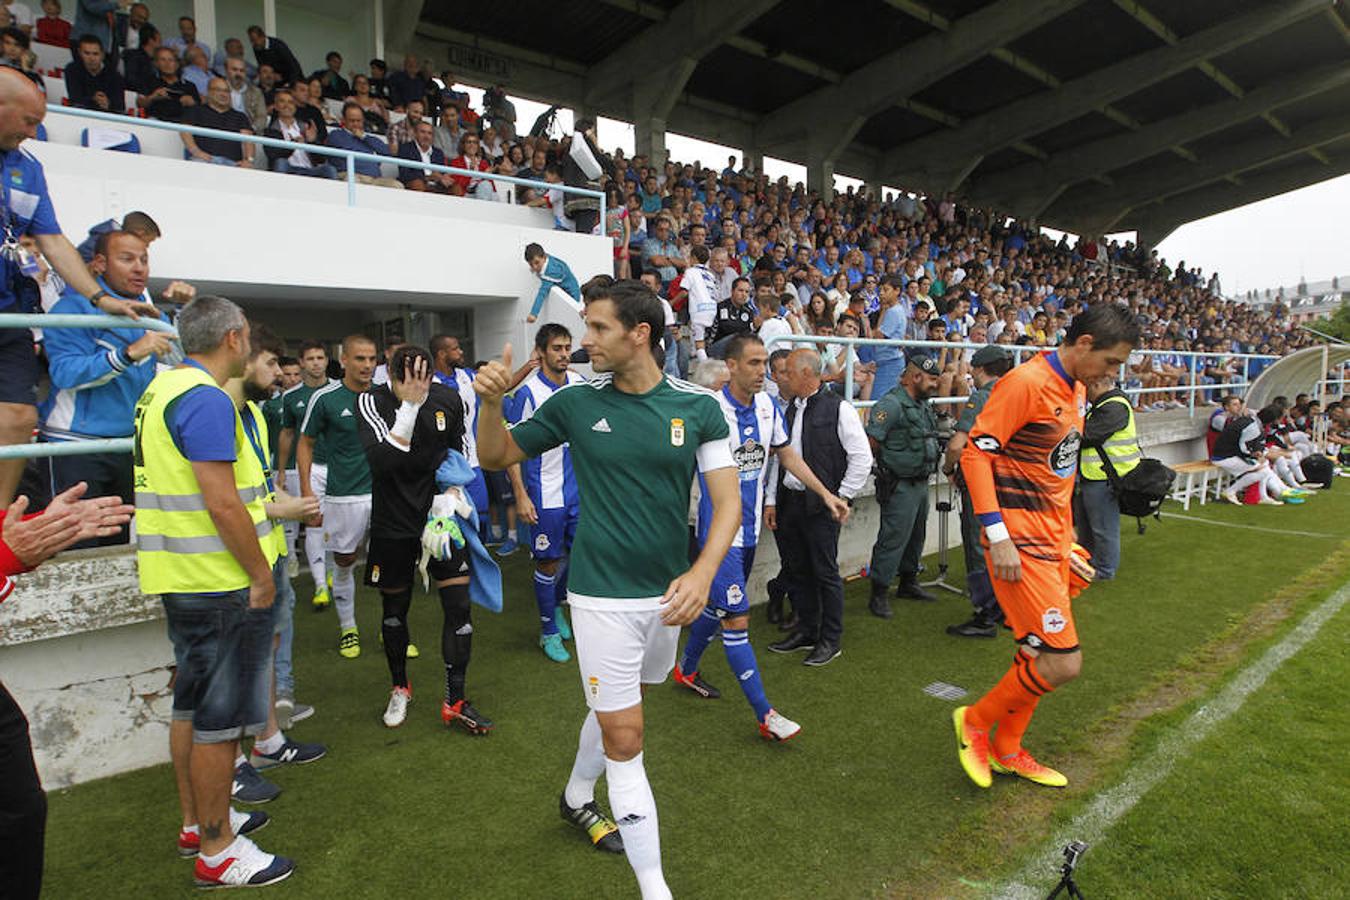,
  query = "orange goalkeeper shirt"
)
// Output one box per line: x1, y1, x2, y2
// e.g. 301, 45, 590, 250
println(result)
959, 352, 1086, 562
